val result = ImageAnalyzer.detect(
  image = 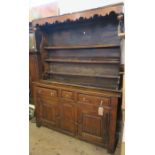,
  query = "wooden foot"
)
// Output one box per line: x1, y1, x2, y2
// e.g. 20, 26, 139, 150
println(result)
36, 122, 41, 127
